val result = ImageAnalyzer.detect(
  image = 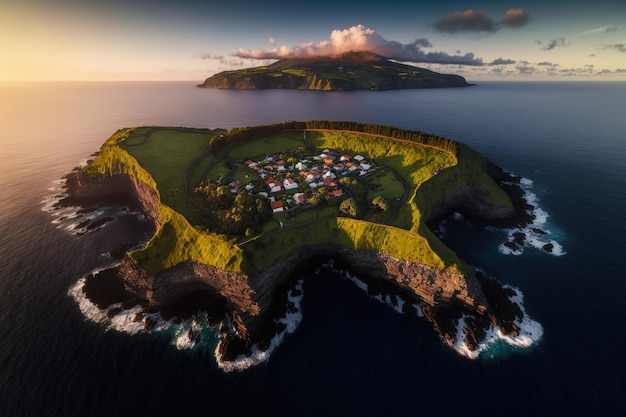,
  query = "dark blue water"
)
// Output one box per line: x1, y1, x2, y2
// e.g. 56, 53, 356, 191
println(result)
1, 81, 625, 416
